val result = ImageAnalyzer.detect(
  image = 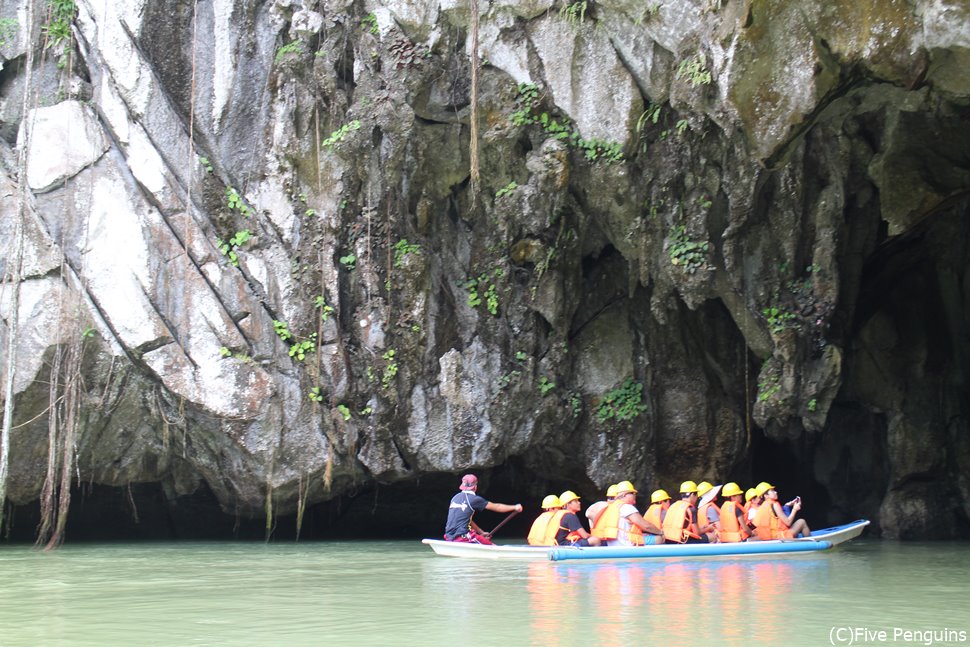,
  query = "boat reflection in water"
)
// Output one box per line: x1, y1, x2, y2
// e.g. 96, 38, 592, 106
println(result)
526, 557, 827, 645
